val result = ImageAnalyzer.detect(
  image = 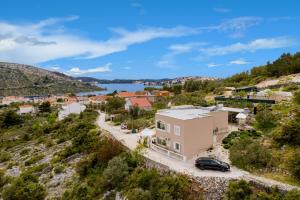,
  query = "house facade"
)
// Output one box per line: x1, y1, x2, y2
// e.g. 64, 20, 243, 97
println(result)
153, 106, 228, 160
58, 102, 86, 120
18, 105, 35, 114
